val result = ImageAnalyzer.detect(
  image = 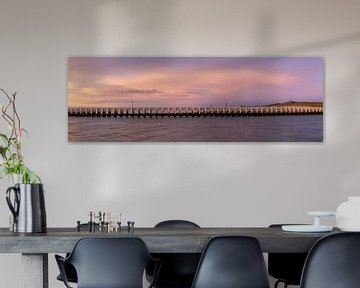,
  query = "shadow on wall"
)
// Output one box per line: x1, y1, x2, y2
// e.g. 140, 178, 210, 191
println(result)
94, 0, 178, 54
253, 9, 360, 54
251, 8, 360, 208
254, 10, 276, 53
281, 31, 360, 54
